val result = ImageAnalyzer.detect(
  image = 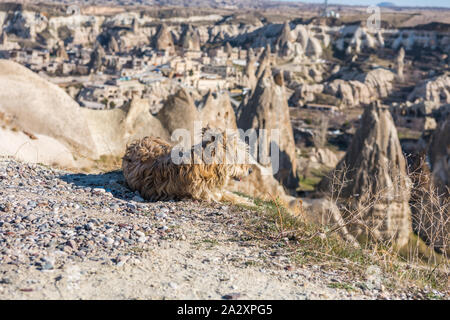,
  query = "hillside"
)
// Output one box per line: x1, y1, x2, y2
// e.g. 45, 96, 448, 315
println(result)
0, 157, 447, 299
